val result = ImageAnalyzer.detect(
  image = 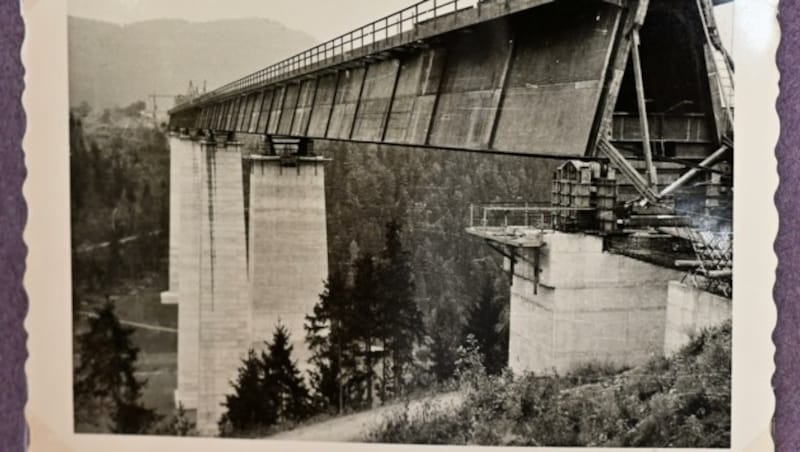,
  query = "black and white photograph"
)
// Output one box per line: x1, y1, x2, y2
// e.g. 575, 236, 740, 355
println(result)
65, 0, 739, 447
